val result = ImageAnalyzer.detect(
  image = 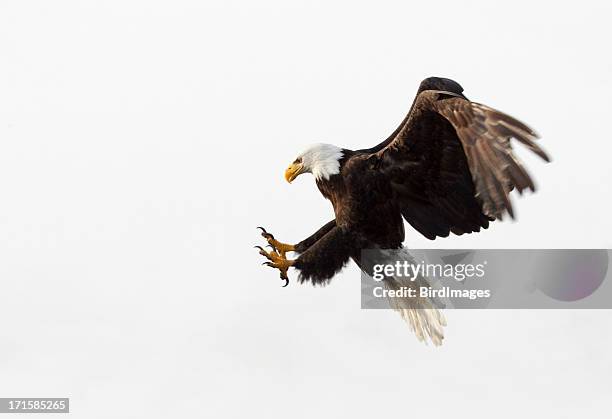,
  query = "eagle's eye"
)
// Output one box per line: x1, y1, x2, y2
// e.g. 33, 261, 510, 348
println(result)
294, 158, 302, 164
